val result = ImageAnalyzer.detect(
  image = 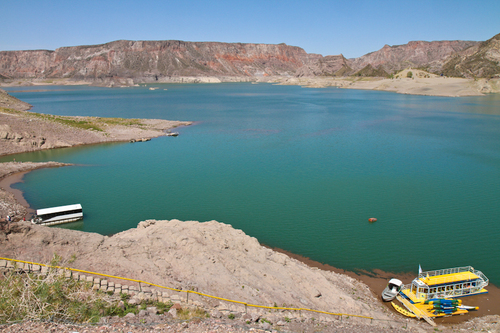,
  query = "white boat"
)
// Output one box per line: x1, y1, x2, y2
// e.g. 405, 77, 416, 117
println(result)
381, 278, 403, 301
31, 204, 83, 226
